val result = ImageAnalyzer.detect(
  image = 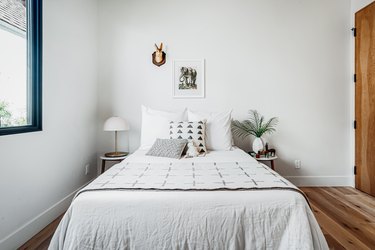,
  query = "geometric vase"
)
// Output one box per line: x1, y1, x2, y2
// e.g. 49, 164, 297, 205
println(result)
252, 137, 264, 153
